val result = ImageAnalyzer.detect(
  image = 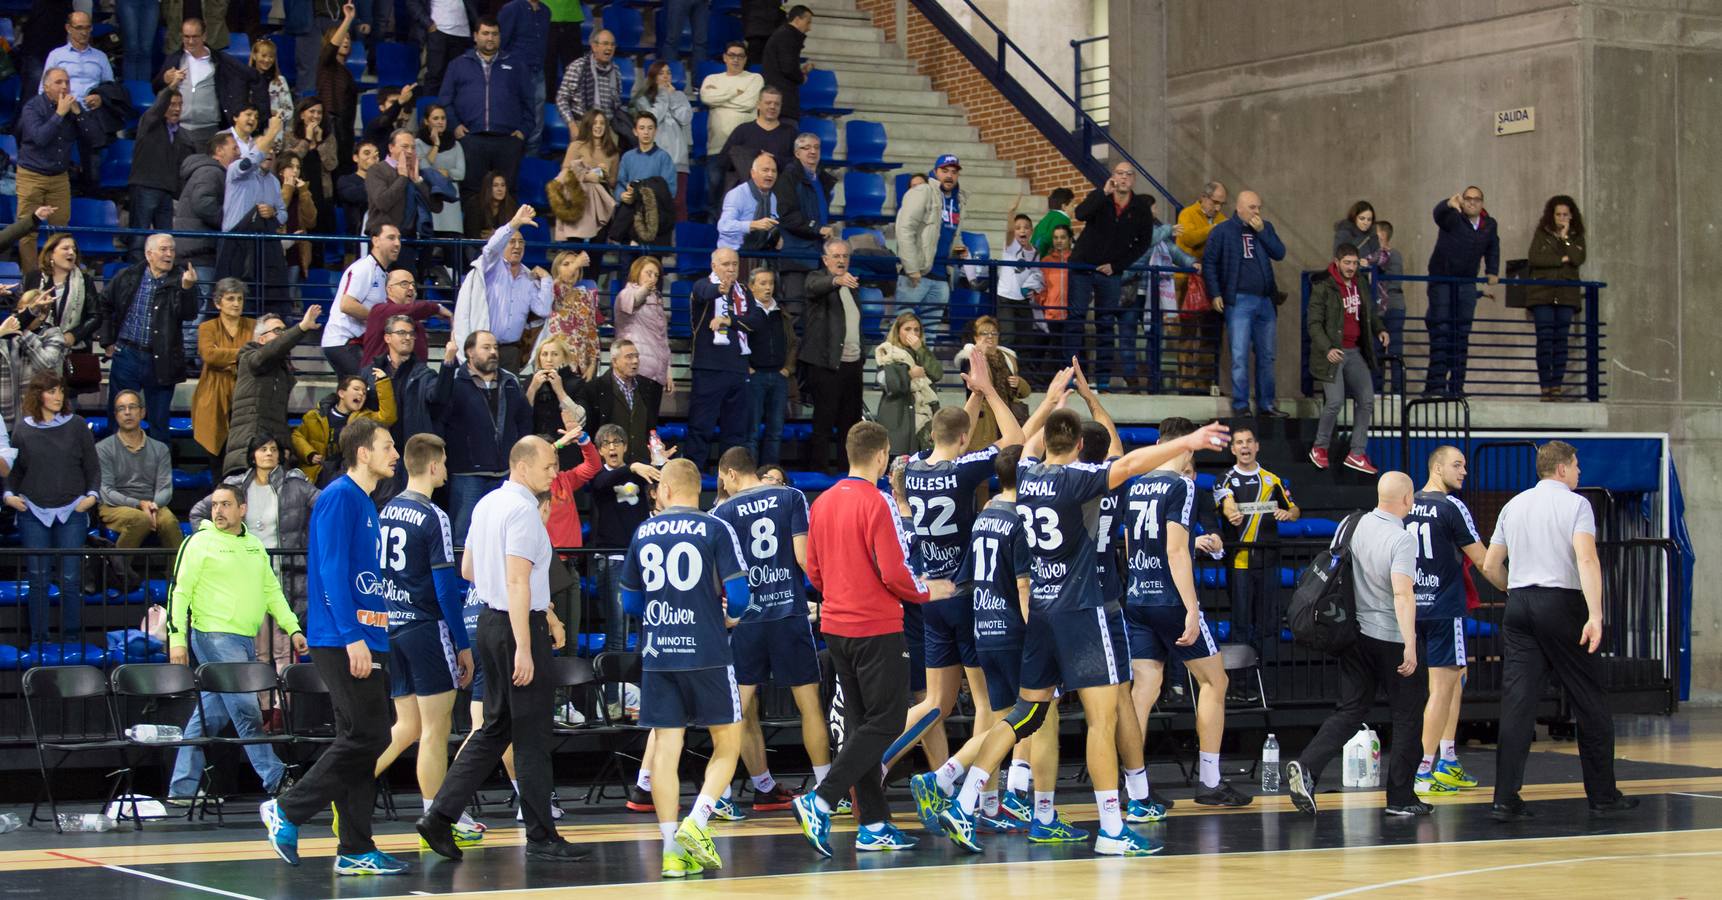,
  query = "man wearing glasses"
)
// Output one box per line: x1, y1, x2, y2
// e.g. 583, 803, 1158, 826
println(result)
223, 304, 323, 475
699, 42, 765, 214
1424, 187, 1500, 399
